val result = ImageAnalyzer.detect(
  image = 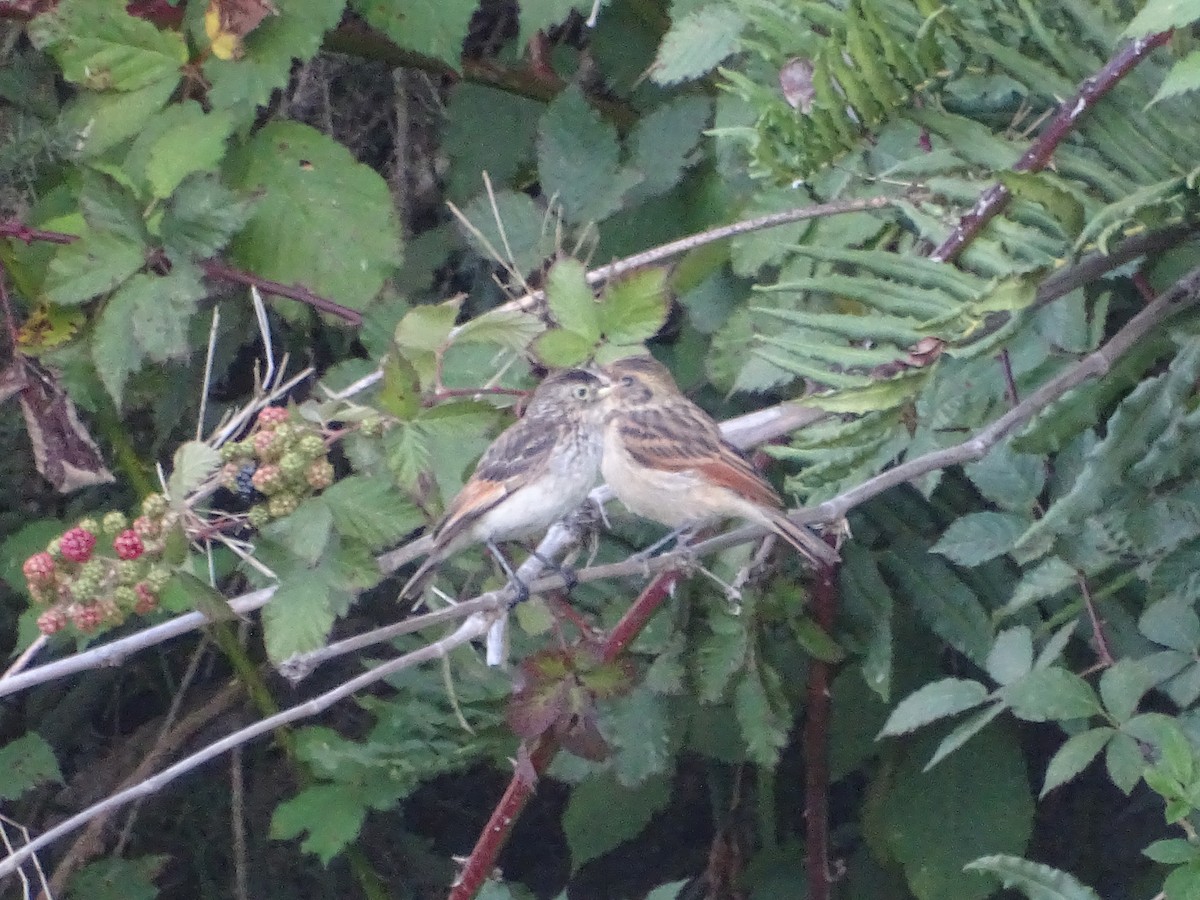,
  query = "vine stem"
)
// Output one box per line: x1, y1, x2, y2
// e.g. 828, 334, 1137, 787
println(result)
930, 31, 1174, 263
0, 221, 363, 325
